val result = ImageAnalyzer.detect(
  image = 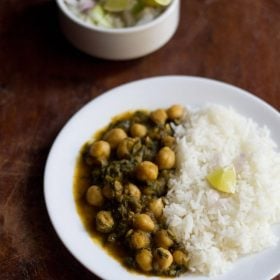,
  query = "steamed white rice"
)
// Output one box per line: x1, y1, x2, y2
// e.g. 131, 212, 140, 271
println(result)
164, 104, 280, 275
